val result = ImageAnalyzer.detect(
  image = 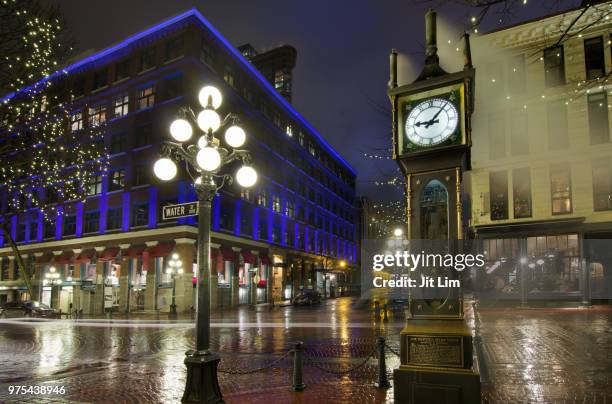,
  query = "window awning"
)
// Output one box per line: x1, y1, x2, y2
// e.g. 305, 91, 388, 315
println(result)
220, 247, 235, 261
74, 249, 96, 264
54, 251, 74, 265
242, 251, 258, 265
35, 252, 54, 264
260, 255, 272, 265
98, 247, 120, 261
124, 245, 146, 258
148, 241, 176, 258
